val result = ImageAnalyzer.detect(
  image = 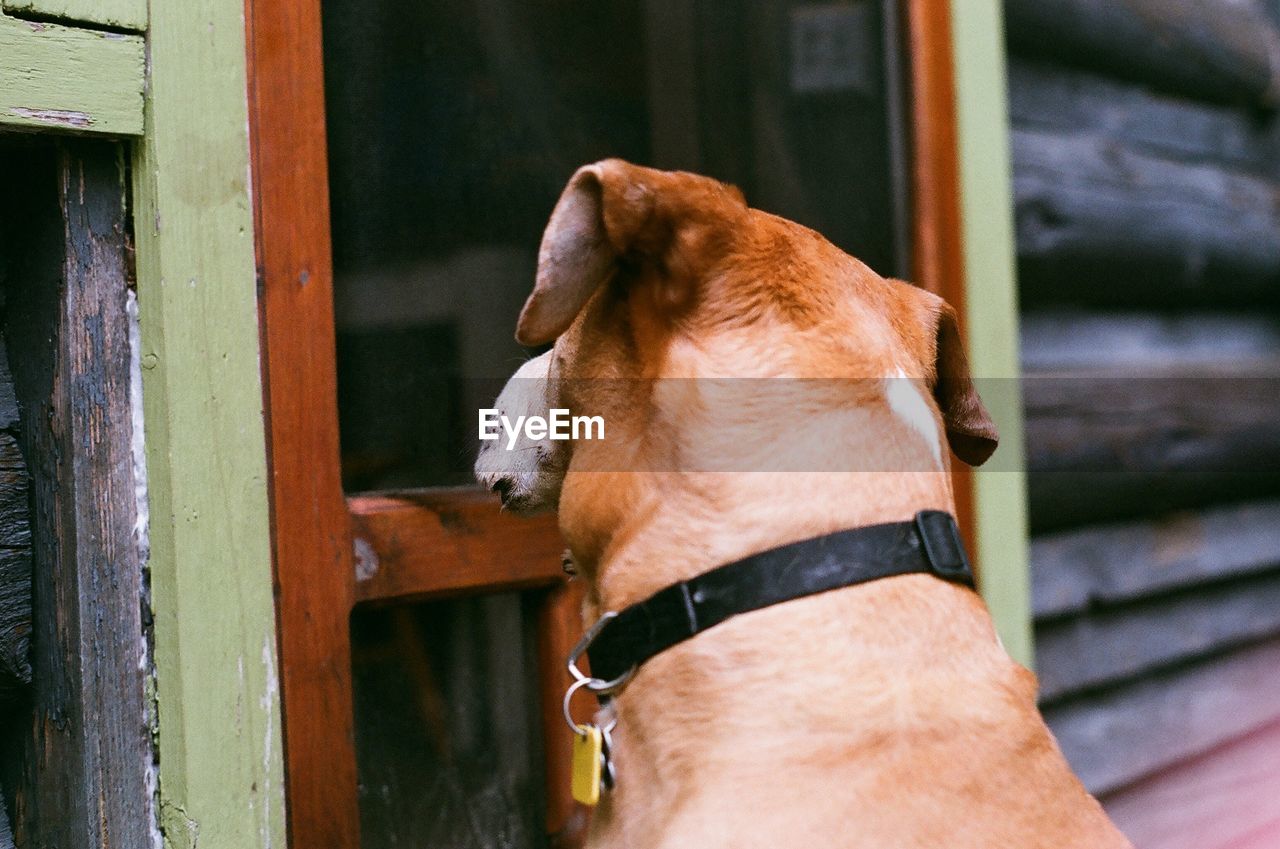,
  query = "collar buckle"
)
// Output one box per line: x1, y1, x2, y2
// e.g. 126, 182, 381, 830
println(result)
914, 510, 974, 584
